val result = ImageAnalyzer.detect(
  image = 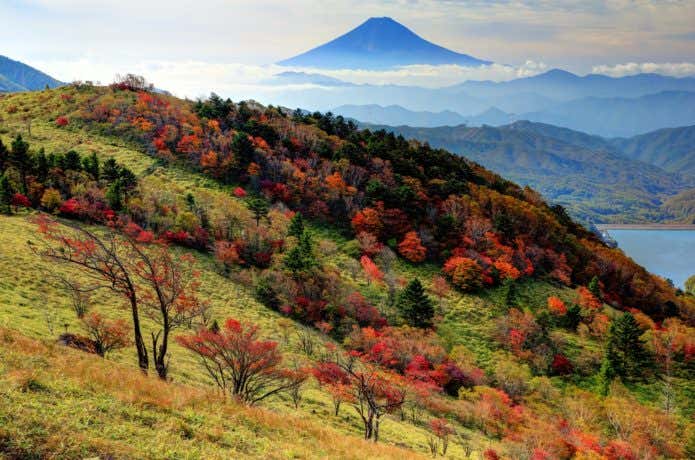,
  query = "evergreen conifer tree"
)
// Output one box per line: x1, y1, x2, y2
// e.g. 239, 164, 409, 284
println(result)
246, 196, 269, 227
283, 231, 317, 278
600, 312, 652, 389
588, 276, 601, 299
0, 139, 7, 172
397, 278, 434, 328
0, 174, 13, 214
288, 212, 305, 238
10, 135, 30, 193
